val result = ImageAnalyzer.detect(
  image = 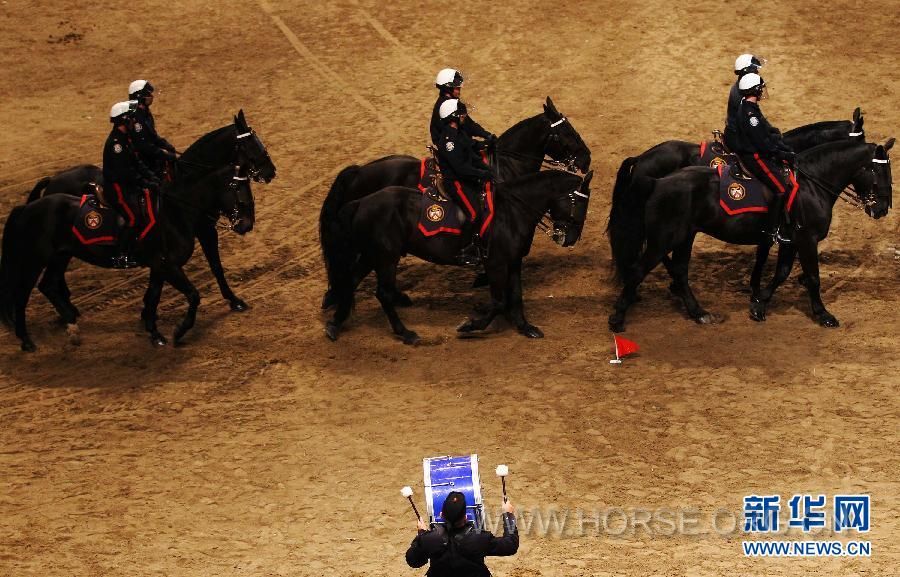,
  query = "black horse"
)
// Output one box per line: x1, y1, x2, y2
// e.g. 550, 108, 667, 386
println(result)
0, 162, 258, 352
607, 138, 894, 332
609, 108, 866, 282
25, 110, 276, 312
323, 169, 593, 344
319, 97, 591, 308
